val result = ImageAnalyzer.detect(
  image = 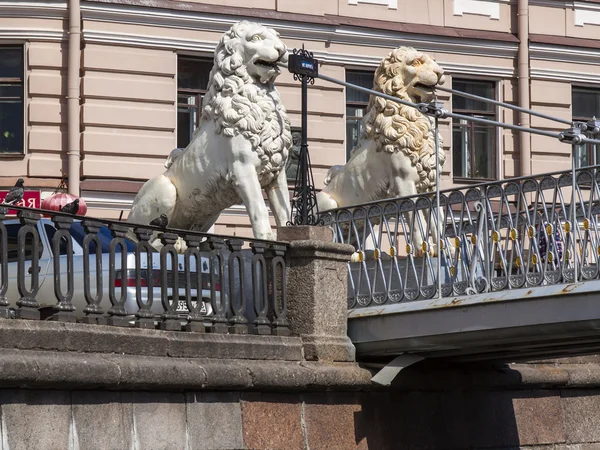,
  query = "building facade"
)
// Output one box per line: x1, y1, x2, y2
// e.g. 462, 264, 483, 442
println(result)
0, 0, 599, 236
